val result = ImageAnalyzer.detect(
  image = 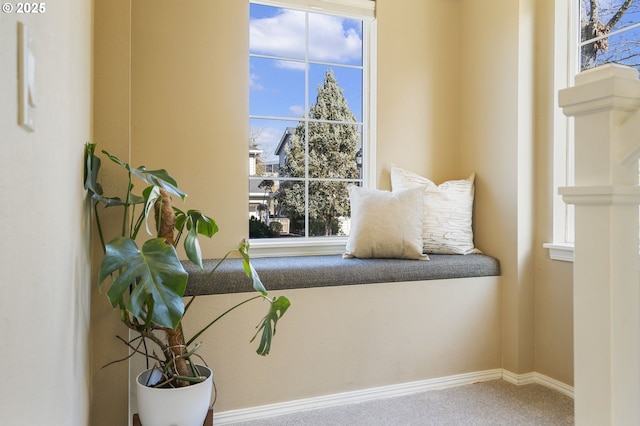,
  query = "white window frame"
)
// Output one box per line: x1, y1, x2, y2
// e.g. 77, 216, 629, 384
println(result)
248, 0, 377, 257
545, 0, 582, 262
545, 0, 640, 262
